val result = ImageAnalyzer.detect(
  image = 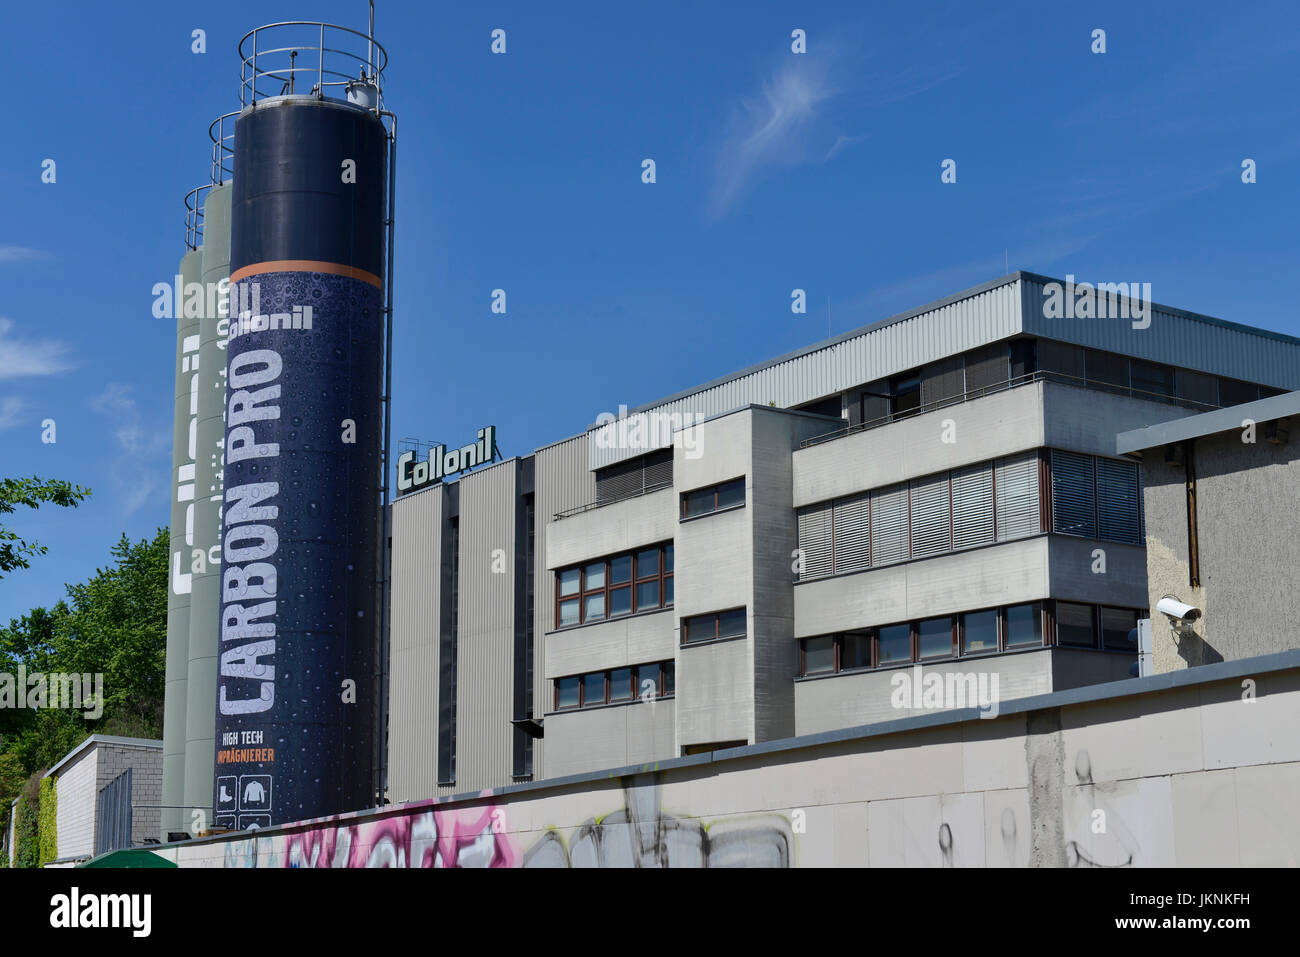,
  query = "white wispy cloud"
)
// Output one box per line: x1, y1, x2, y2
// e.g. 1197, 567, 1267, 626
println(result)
0, 395, 29, 431
708, 57, 839, 219
0, 317, 74, 379
89, 383, 169, 517
0, 246, 51, 263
